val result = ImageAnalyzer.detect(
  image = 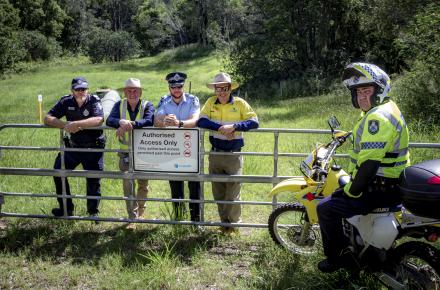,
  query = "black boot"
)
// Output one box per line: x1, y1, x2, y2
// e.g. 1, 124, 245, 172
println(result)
318, 258, 346, 273
52, 207, 73, 217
